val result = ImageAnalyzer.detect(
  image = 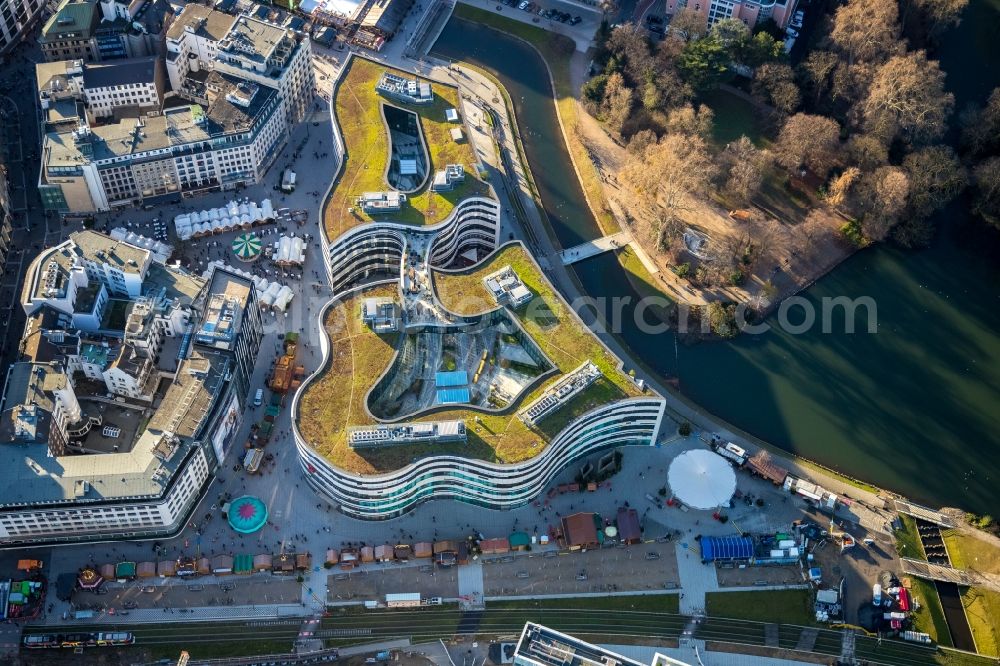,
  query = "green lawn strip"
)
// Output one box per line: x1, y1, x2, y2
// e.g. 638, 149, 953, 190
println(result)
450, 5, 619, 235
705, 589, 816, 626
896, 514, 928, 560
895, 515, 954, 646
146, 639, 296, 661
325, 56, 486, 241
909, 576, 954, 647
960, 587, 1000, 657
